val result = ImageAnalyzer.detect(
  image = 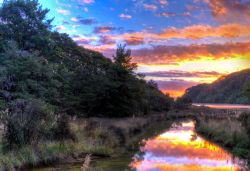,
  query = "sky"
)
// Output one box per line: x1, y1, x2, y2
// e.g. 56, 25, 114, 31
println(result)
11, 0, 250, 97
